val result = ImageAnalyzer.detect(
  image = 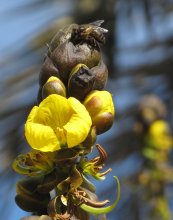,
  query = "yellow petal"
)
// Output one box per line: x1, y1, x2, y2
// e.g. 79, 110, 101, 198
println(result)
64, 97, 92, 147
35, 94, 72, 129
25, 95, 72, 152
25, 106, 59, 152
